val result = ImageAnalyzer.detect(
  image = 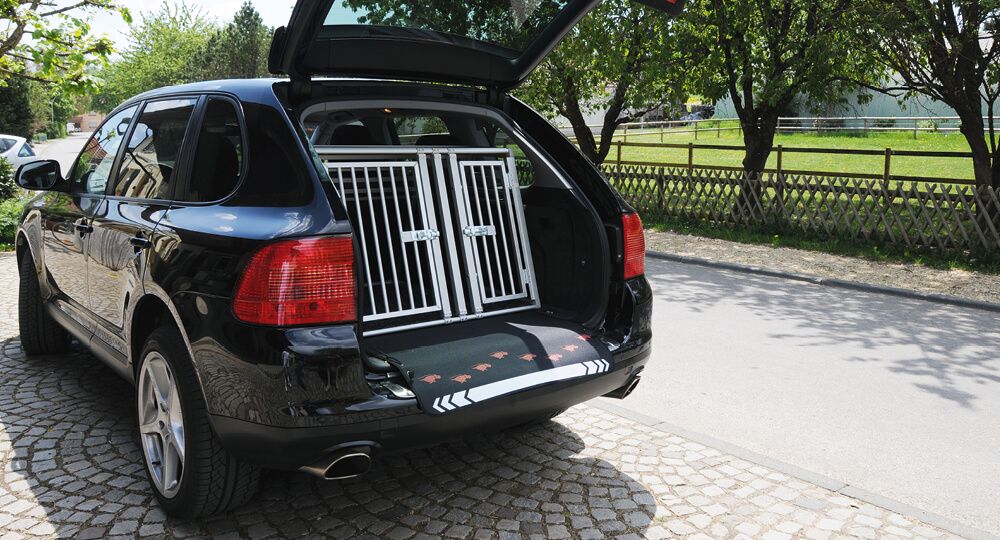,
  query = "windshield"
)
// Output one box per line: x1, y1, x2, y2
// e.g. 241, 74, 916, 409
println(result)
323, 0, 572, 53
